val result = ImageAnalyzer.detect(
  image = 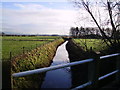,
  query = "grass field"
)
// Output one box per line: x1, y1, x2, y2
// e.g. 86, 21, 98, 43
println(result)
1, 36, 64, 88
2, 36, 60, 60
74, 39, 108, 52
2, 36, 59, 40
11, 38, 64, 88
